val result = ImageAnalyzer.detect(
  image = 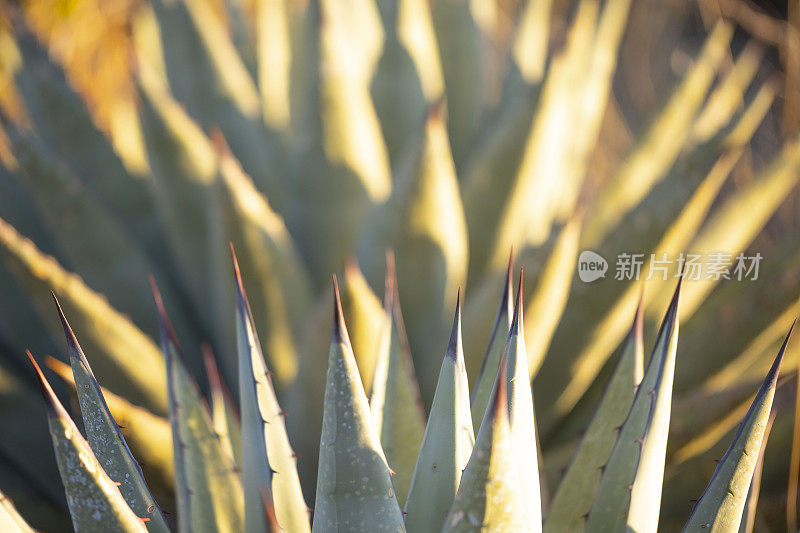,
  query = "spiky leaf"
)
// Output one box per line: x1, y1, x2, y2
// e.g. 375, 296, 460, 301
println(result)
441, 358, 530, 532
203, 348, 242, 469
470, 254, 513, 430
682, 323, 793, 532
53, 296, 169, 532
312, 279, 404, 532
369, 254, 426, 506
213, 140, 311, 386
27, 353, 147, 533
502, 273, 541, 529
738, 413, 774, 533
233, 252, 310, 533
153, 285, 244, 533
545, 299, 644, 532
404, 293, 475, 533
45, 357, 174, 490
586, 280, 681, 532
359, 104, 468, 400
